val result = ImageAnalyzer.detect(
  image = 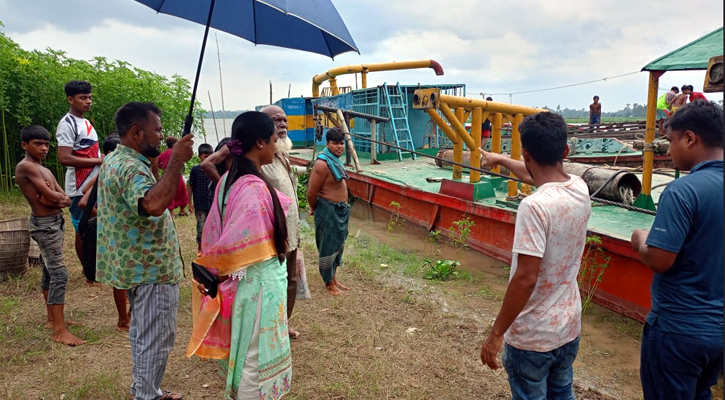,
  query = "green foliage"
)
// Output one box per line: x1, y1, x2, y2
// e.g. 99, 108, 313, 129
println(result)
295, 164, 311, 210
448, 216, 475, 260
424, 229, 442, 256
423, 259, 460, 281
578, 235, 611, 314
0, 26, 206, 190
387, 201, 405, 232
